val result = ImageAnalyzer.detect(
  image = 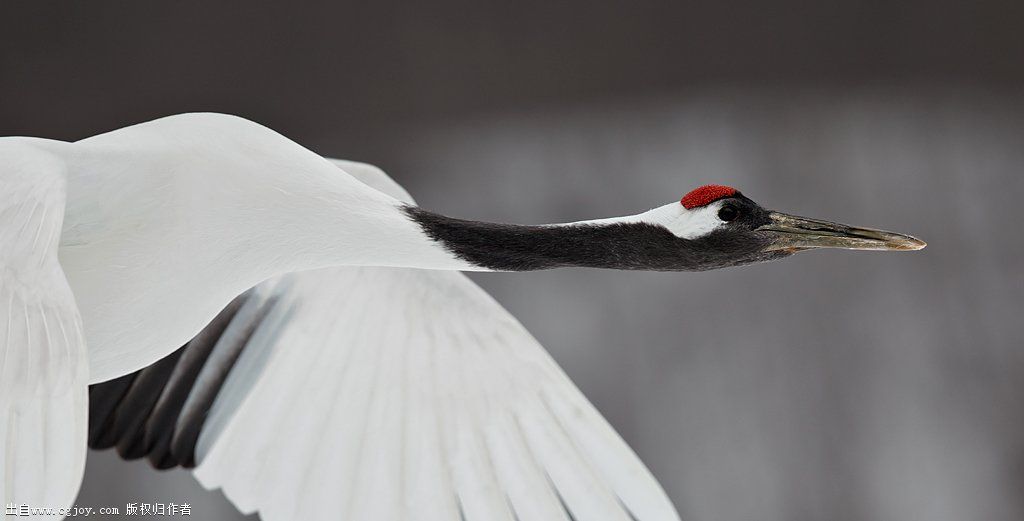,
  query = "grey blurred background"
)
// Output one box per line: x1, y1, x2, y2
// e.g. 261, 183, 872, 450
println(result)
2, 2, 1023, 520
